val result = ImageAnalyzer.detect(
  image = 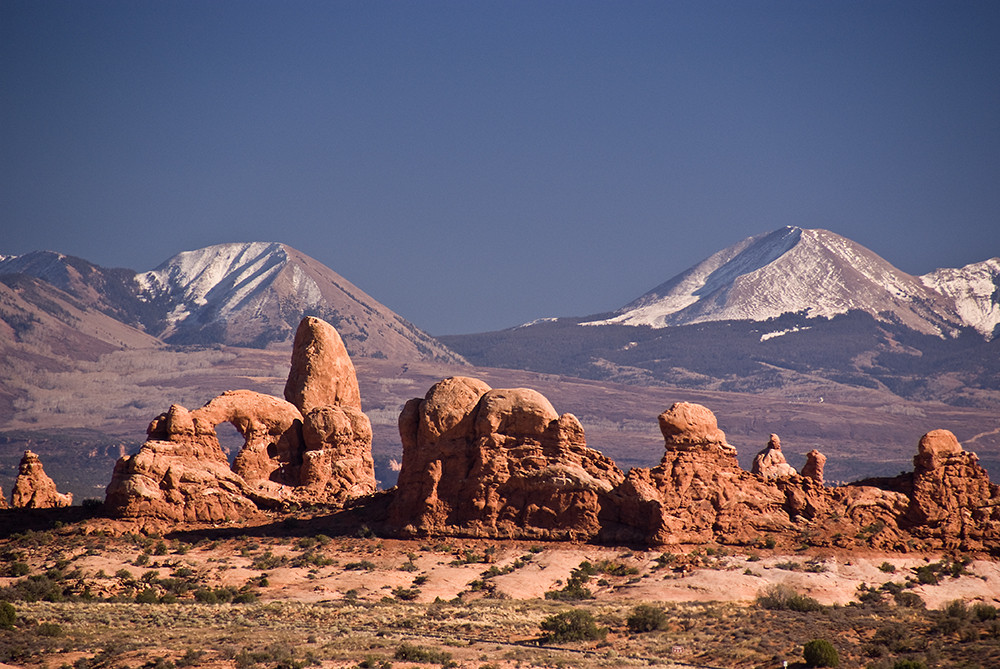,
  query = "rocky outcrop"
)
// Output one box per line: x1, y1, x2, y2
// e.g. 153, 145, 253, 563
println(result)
389, 377, 624, 540
610, 403, 795, 545
11, 450, 73, 509
902, 429, 1000, 549
105, 317, 376, 522
801, 449, 826, 484
285, 316, 362, 414
751, 434, 798, 480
